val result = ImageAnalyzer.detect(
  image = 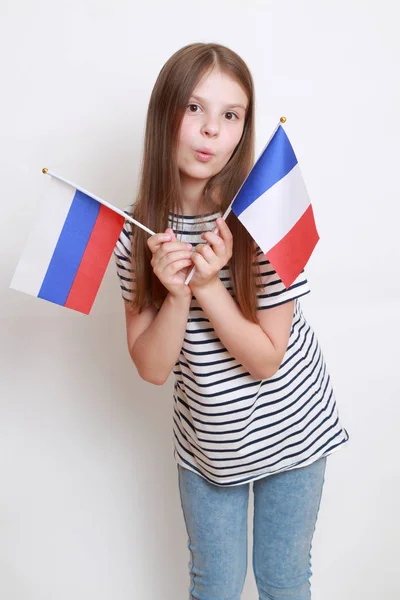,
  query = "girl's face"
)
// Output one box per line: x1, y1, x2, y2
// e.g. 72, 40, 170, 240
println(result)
177, 68, 248, 190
